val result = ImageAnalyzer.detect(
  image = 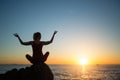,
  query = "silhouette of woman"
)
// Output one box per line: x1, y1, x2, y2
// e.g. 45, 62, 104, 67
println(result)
14, 31, 57, 64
